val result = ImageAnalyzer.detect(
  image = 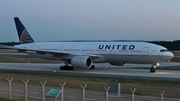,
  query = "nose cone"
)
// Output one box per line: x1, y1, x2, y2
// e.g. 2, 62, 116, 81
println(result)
169, 52, 174, 59
160, 51, 174, 62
